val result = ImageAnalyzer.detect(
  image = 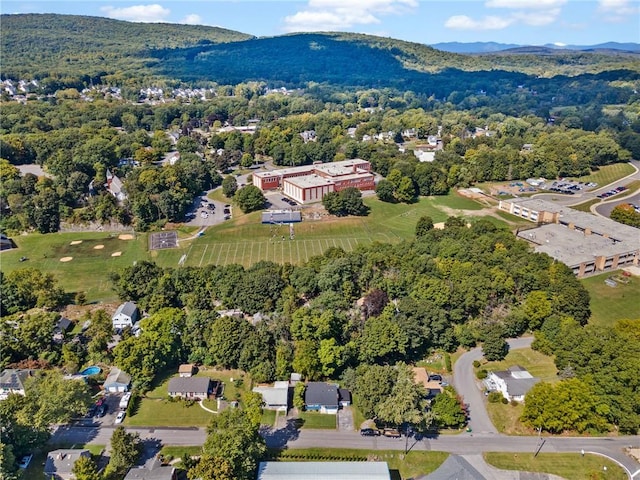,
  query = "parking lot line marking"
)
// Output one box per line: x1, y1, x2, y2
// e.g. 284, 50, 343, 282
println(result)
198, 244, 208, 267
